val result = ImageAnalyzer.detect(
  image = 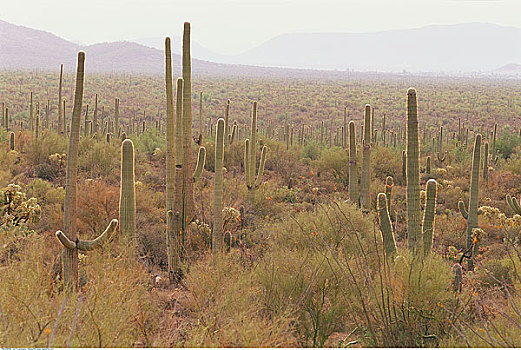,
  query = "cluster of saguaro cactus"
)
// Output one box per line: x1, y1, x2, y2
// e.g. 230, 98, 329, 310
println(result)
244, 101, 268, 204
405, 88, 438, 254
55, 52, 118, 291
458, 134, 482, 271
164, 30, 206, 282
